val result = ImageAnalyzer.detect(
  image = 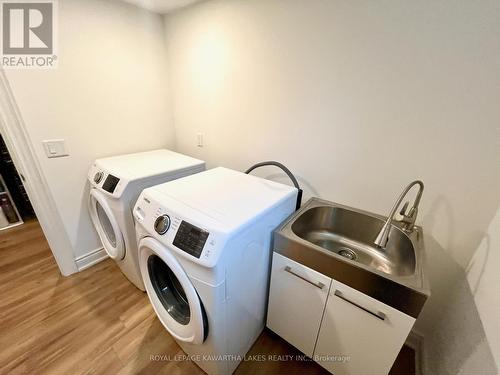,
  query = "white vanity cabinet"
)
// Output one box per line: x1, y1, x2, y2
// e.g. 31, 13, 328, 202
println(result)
267, 252, 332, 357
267, 252, 416, 375
314, 279, 415, 375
